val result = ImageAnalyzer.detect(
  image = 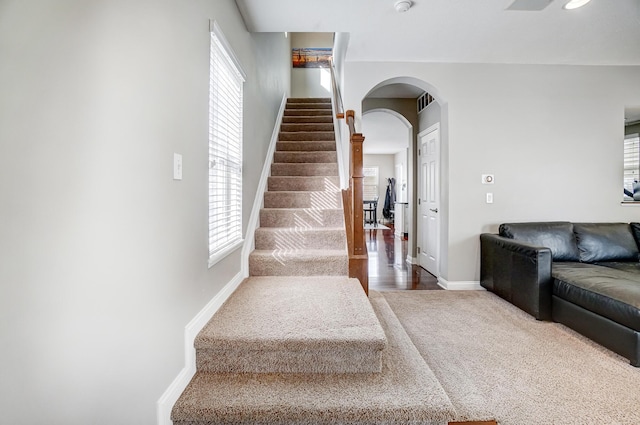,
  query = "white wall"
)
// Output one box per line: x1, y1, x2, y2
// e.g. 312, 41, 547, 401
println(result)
394, 150, 408, 203
344, 62, 640, 282
291, 32, 333, 98
0, 1, 290, 423
363, 154, 395, 222
419, 101, 441, 133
